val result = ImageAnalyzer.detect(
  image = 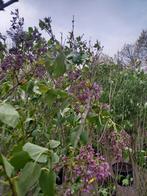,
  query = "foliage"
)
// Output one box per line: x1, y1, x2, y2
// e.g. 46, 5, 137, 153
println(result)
0, 9, 147, 195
